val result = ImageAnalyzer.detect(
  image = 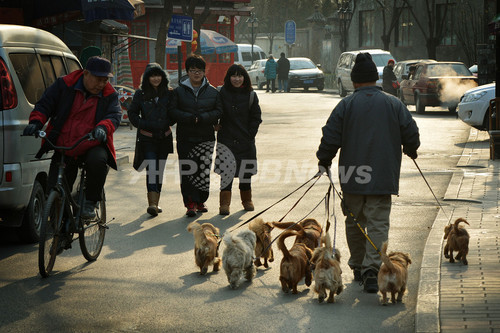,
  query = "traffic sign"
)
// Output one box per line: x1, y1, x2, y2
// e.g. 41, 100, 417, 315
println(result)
285, 20, 296, 45
168, 15, 193, 42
